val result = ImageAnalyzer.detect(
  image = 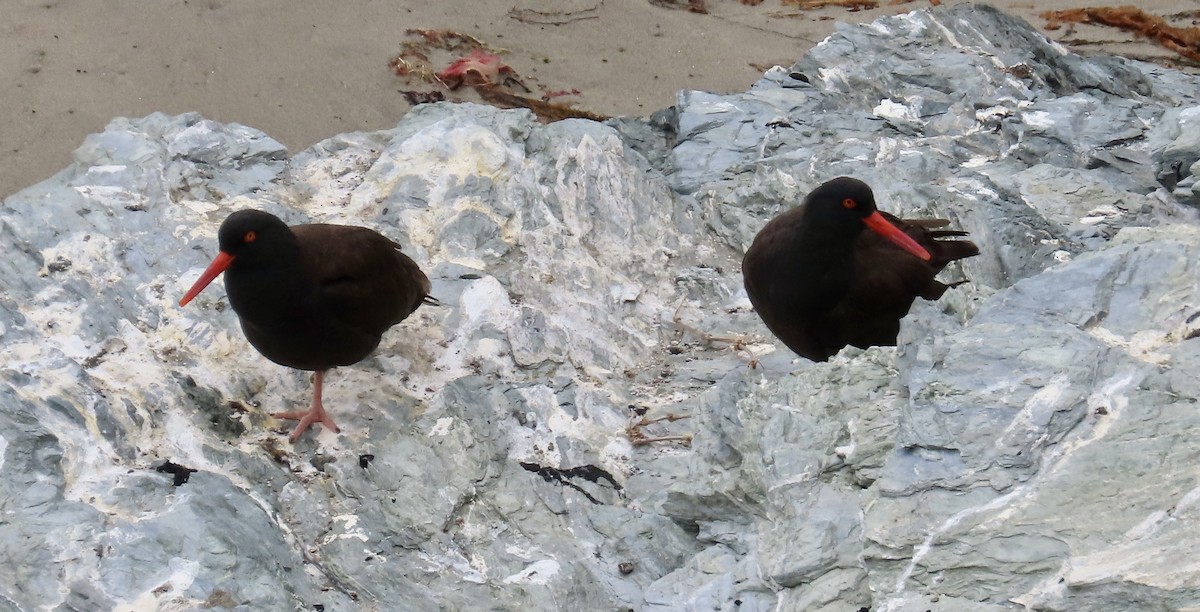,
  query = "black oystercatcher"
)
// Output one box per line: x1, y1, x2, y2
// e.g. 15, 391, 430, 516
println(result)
742, 177, 979, 362
179, 210, 433, 442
